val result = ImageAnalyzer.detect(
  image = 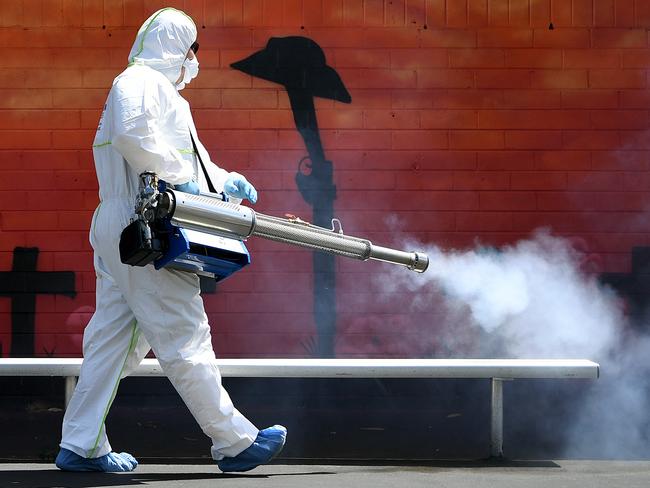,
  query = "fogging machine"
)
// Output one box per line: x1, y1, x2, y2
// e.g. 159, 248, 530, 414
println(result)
119, 173, 429, 282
